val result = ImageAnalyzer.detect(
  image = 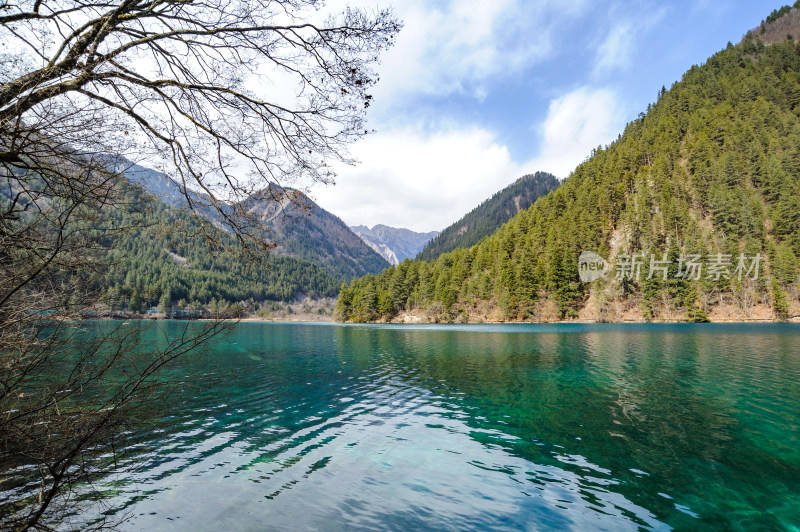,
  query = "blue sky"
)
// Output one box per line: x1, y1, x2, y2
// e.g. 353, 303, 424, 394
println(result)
310, 0, 791, 232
